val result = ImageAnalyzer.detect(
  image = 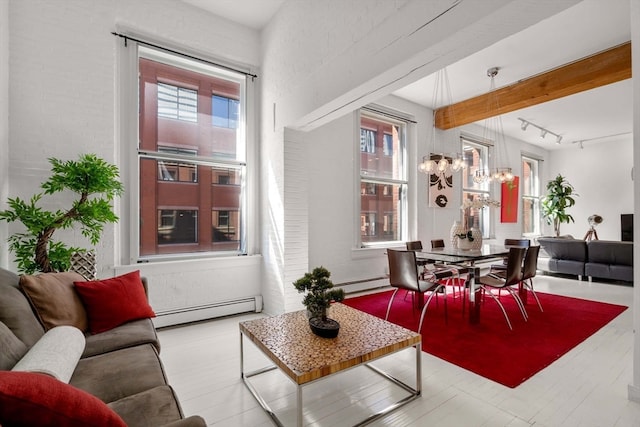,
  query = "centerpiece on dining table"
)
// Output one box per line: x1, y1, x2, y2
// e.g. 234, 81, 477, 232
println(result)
451, 197, 500, 250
